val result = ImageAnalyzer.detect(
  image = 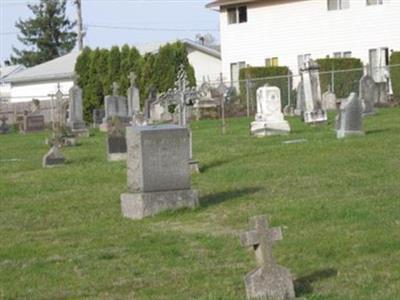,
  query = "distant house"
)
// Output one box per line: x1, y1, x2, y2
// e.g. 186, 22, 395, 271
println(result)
3, 52, 79, 103
0, 65, 25, 102
206, 0, 400, 83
